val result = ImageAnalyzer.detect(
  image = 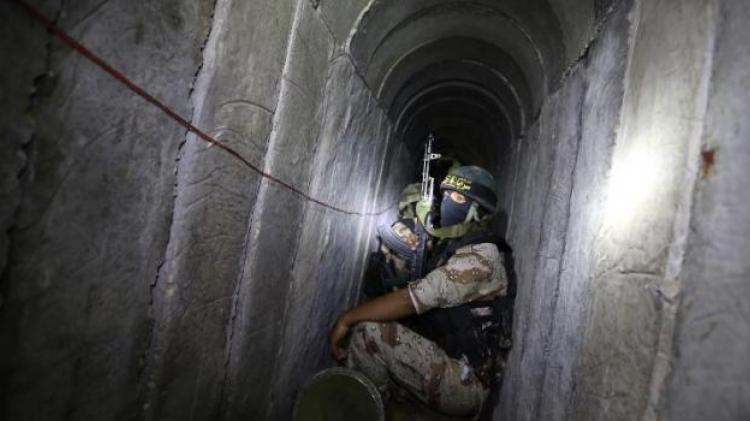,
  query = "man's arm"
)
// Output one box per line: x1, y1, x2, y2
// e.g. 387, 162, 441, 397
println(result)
330, 288, 415, 361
